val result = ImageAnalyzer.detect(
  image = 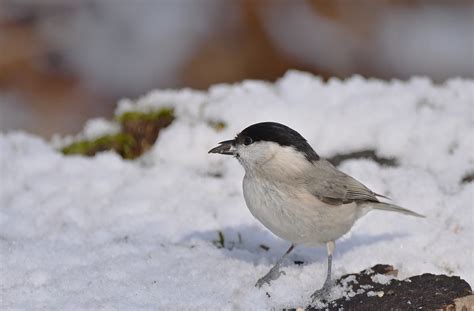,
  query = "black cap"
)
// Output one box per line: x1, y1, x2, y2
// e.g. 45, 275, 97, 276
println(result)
236, 122, 319, 162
